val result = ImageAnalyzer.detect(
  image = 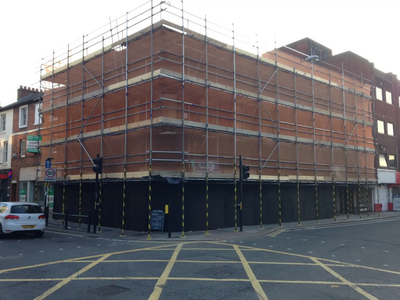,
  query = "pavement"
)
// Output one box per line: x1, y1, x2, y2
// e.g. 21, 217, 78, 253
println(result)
45, 210, 400, 242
